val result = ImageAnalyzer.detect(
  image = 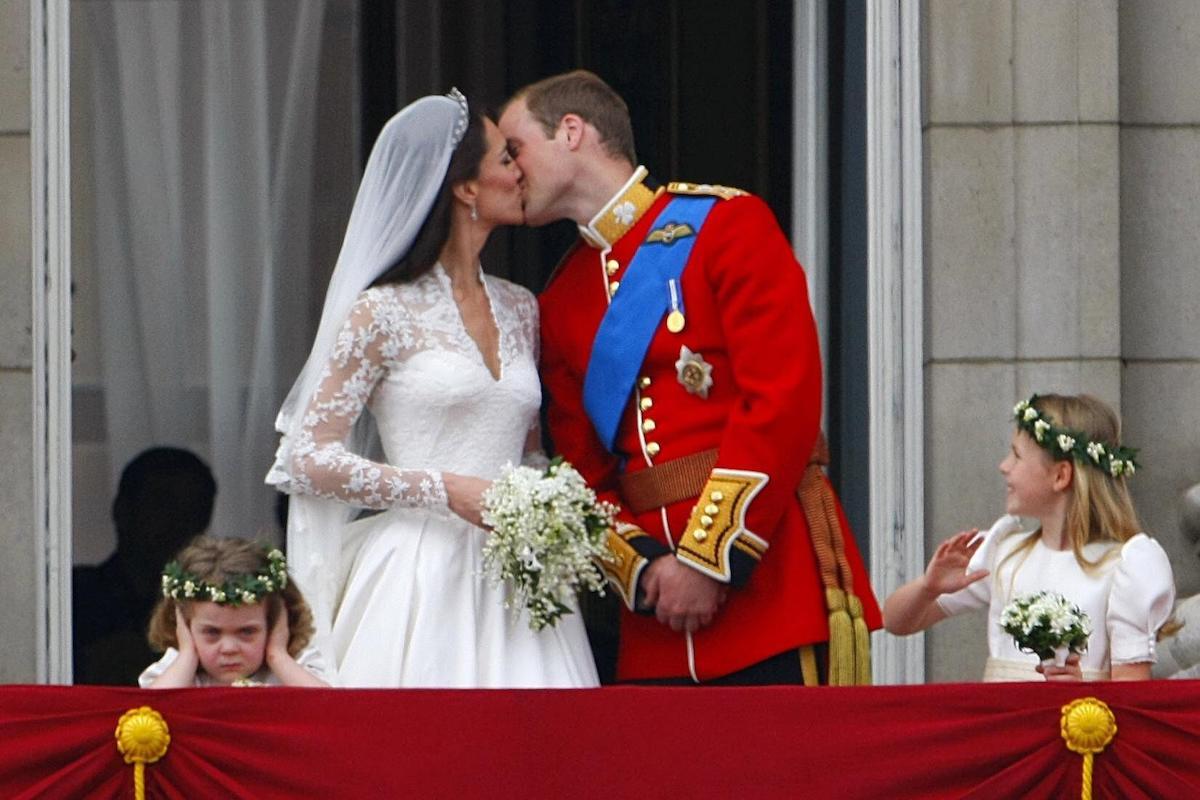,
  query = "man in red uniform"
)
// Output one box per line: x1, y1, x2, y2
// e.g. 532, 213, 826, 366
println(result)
499, 70, 881, 684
